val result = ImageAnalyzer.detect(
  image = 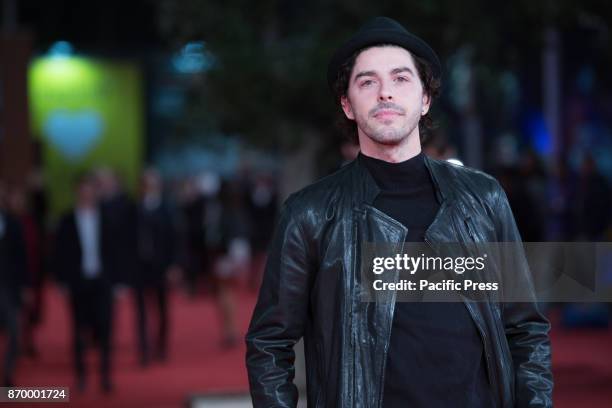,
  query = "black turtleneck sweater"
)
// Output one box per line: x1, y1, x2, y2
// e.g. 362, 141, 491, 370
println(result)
360, 152, 495, 408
